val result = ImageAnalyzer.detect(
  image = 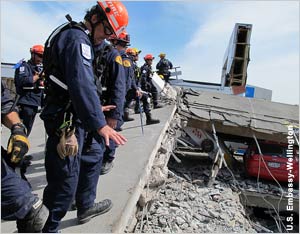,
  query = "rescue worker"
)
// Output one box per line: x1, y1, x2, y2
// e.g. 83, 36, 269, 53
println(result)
1, 80, 49, 232
109, 31, 135, 121
156, 53, 173, 83
14, 45, 44, 136
93, 37, 126, 175
126, 48, 142, 114
141, 54, 163, 109
40, 1, 128, 232
130, 48, 142, 86
111, 33, 160, 125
